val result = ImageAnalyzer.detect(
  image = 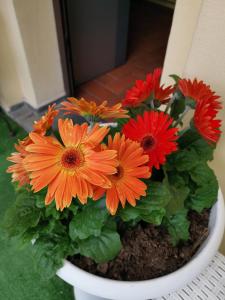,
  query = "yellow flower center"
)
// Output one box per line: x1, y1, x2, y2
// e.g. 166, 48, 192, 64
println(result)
61, 148, 84, 169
